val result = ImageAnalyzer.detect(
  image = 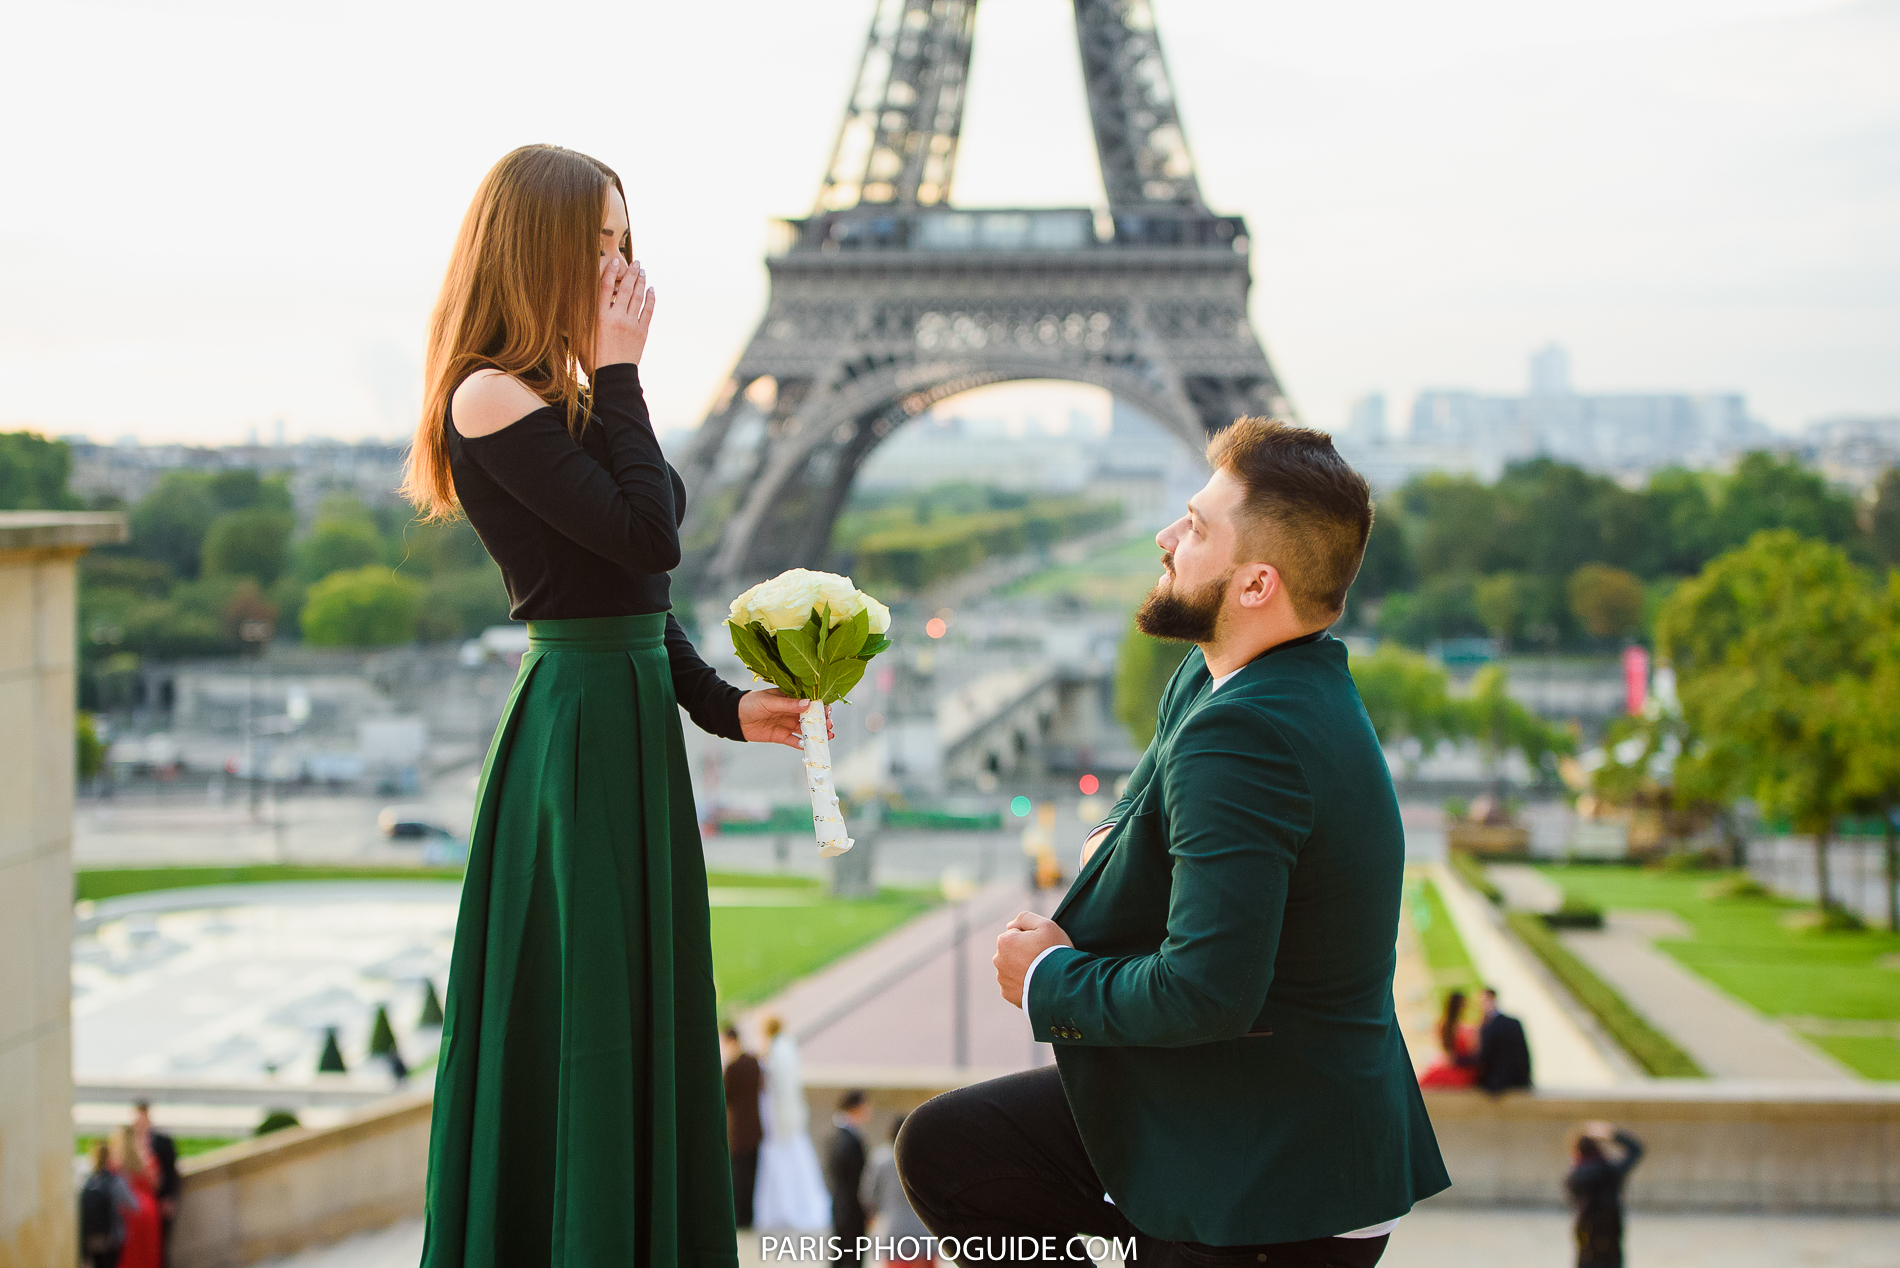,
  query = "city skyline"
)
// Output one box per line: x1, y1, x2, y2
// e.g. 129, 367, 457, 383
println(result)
2, 0, 1894, 445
